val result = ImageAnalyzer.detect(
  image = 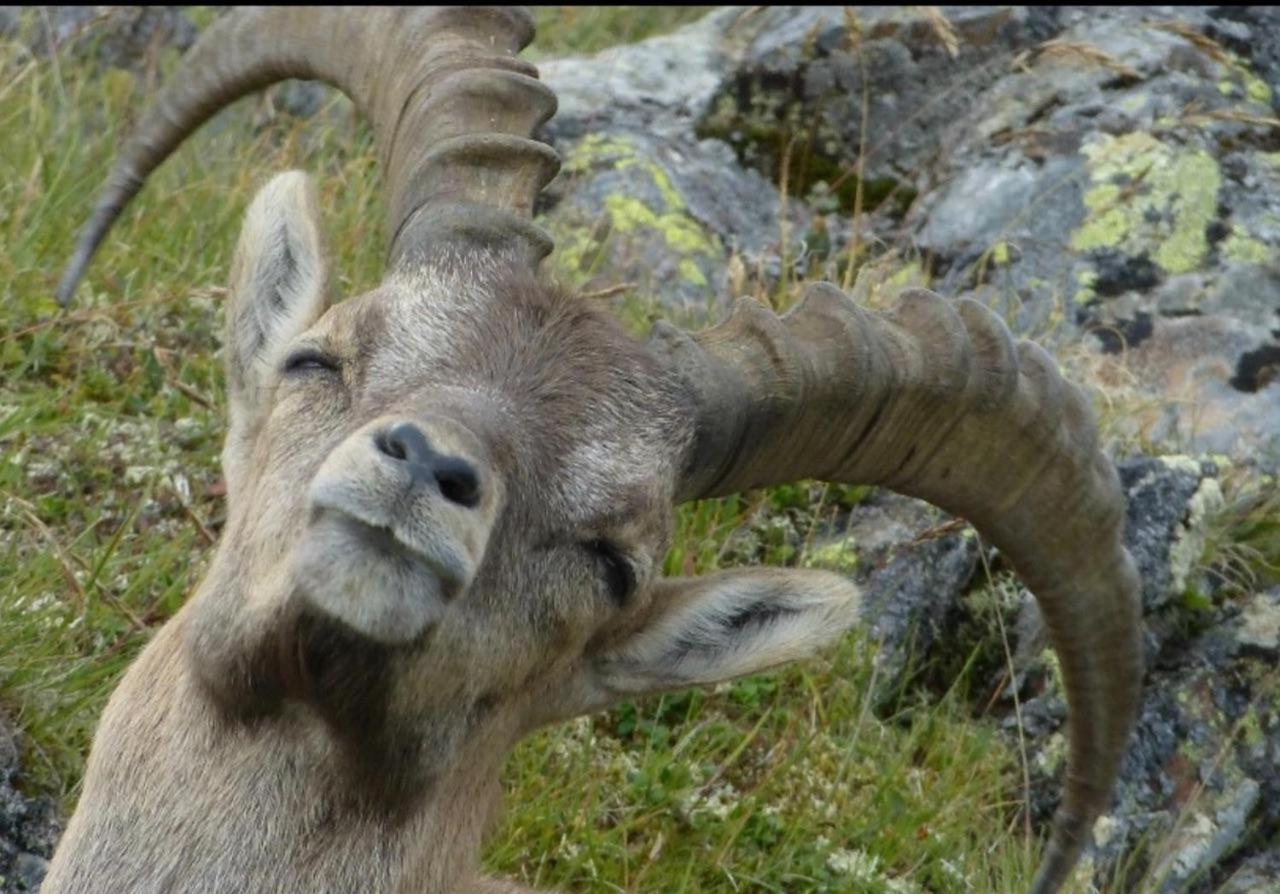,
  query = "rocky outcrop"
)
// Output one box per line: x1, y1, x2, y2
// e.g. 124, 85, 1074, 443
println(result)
800, 455, 1276, 892
0, 714, 58, 894
541, 5, 1280, 462
0, 7, 198, 72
